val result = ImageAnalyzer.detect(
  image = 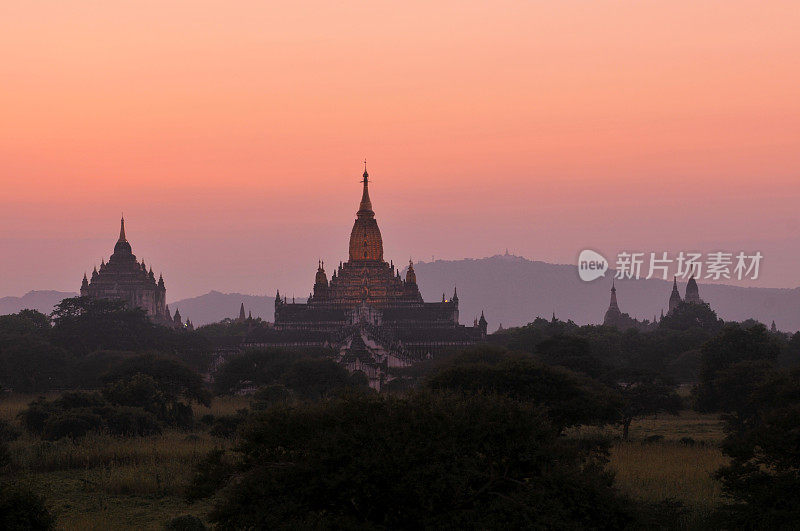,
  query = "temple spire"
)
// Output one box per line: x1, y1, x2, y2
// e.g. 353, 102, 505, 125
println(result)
608, 279, 619, 312
119, 215, 127, 242
358, 162, 373, 214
